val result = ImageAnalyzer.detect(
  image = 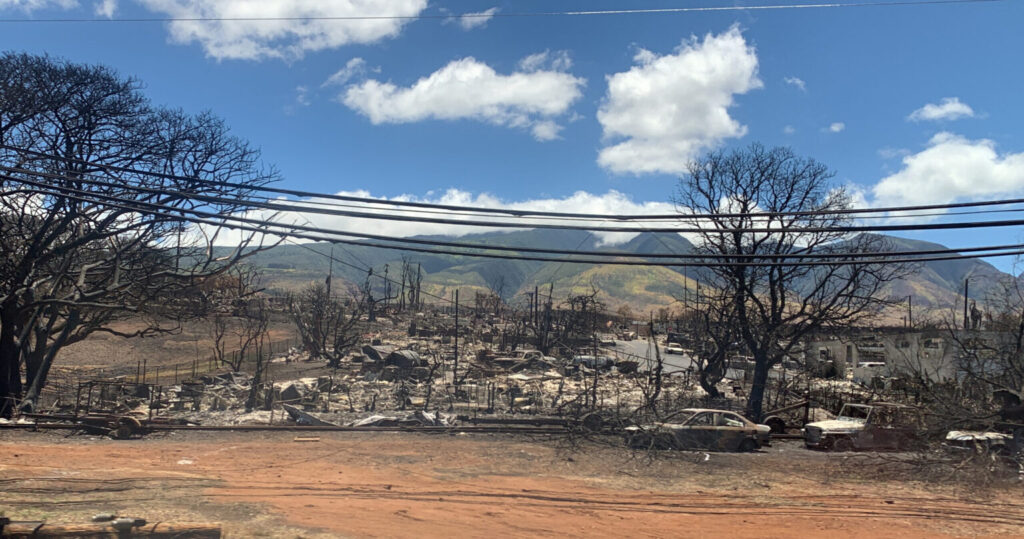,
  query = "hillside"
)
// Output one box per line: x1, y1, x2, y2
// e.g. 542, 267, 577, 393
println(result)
230, 231, 1015, 314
